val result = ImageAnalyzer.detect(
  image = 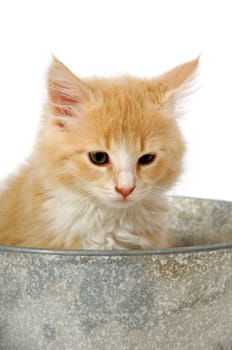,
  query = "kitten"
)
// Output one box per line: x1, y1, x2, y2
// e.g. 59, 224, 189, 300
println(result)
0, 57, 198, 250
